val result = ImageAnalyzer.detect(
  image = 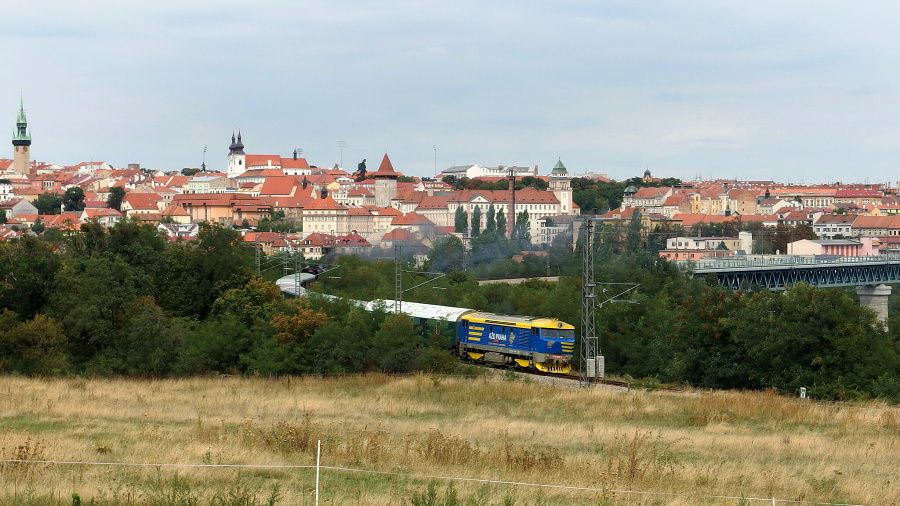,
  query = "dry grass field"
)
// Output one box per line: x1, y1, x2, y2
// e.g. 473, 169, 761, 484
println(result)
0, 374, 897, 505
